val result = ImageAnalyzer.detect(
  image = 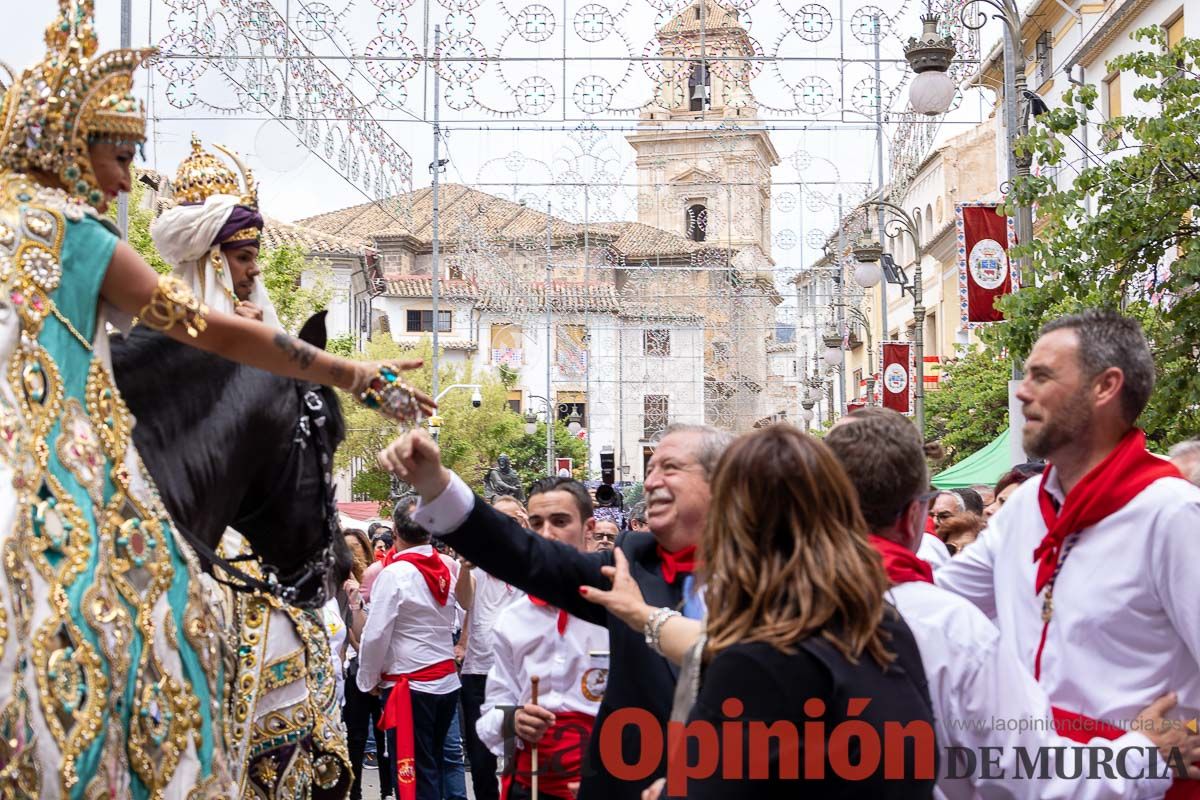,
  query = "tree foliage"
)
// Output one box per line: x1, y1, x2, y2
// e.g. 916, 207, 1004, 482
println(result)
336, 336, 587, 504
991, 28, 1200, 449
923, 345, 1012, 466
108, 179, 171, 274
259, 244, 334, 333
